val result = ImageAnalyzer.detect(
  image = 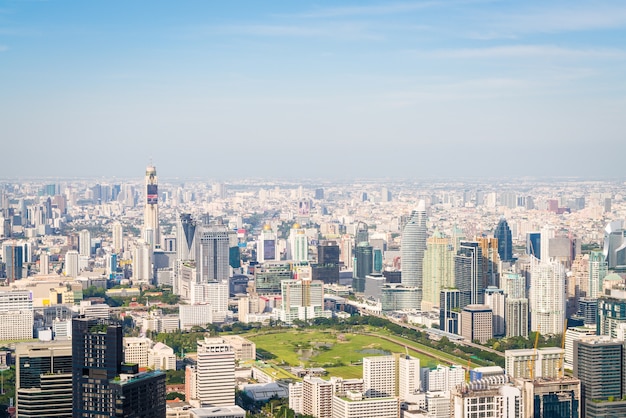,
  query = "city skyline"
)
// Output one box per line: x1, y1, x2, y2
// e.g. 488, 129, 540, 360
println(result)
1, 1, 626, 179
